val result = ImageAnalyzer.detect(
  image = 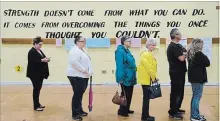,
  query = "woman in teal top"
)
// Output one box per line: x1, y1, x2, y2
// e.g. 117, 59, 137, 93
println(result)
115, 35, 137, 117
